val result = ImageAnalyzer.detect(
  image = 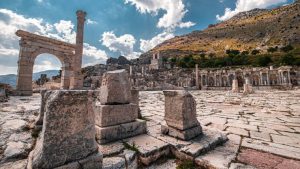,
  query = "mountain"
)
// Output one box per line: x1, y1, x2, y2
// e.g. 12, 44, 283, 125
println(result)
0, 70, 59, 88
139, 1, 300, 63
